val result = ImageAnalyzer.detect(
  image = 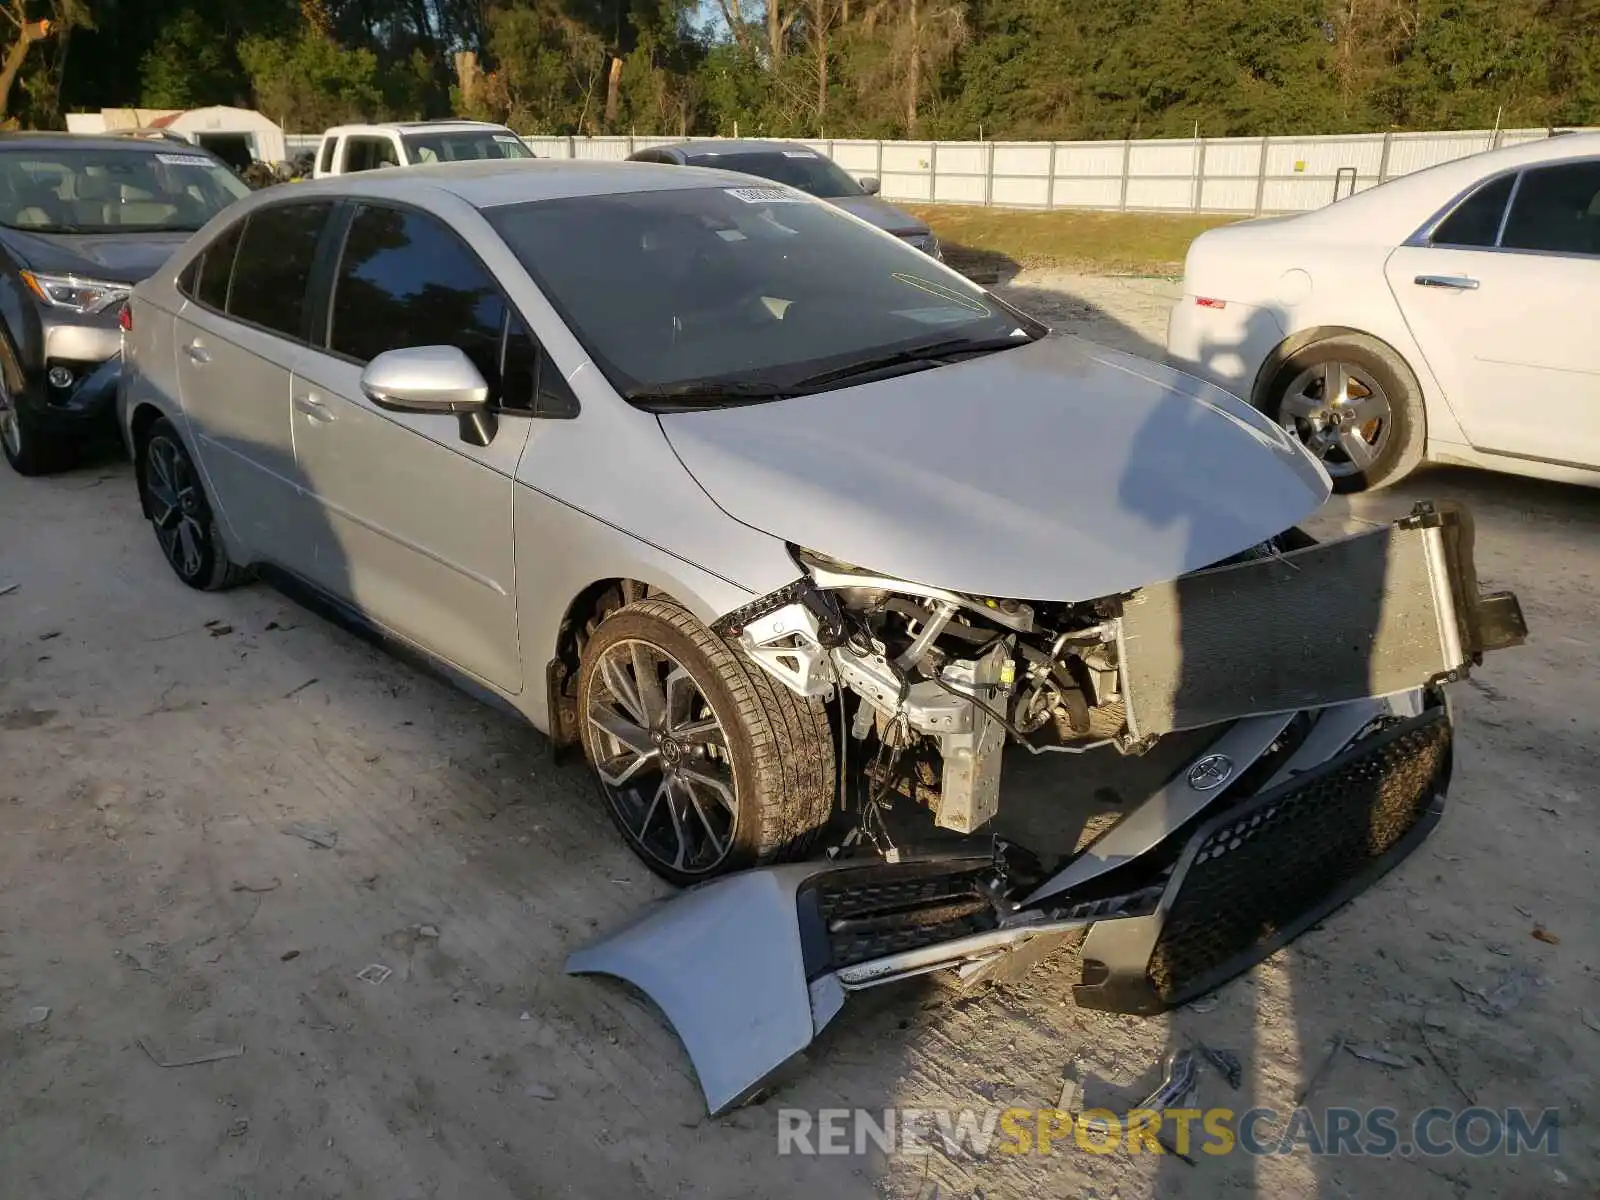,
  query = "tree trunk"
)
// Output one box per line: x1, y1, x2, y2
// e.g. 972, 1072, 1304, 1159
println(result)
905, 0, 921, 133
0, 20, 51, 124
604, 54, 623, 125
815, 0, 829, 123
768, 0, 784, 62
719, 0, 753, 50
